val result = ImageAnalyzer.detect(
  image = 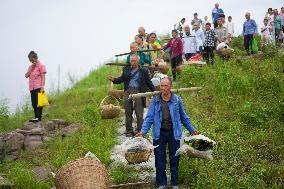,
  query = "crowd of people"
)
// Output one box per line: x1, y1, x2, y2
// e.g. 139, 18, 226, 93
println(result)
25, 3, 284, 189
